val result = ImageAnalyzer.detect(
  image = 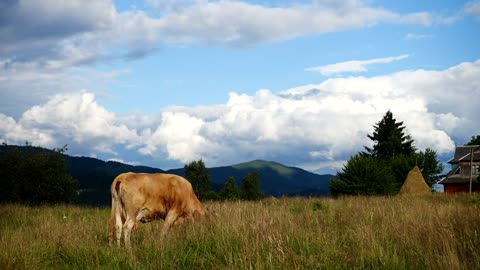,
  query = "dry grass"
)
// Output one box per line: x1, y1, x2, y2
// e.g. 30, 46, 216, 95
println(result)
399, 166, 431, 195
1, 194, 480, 269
